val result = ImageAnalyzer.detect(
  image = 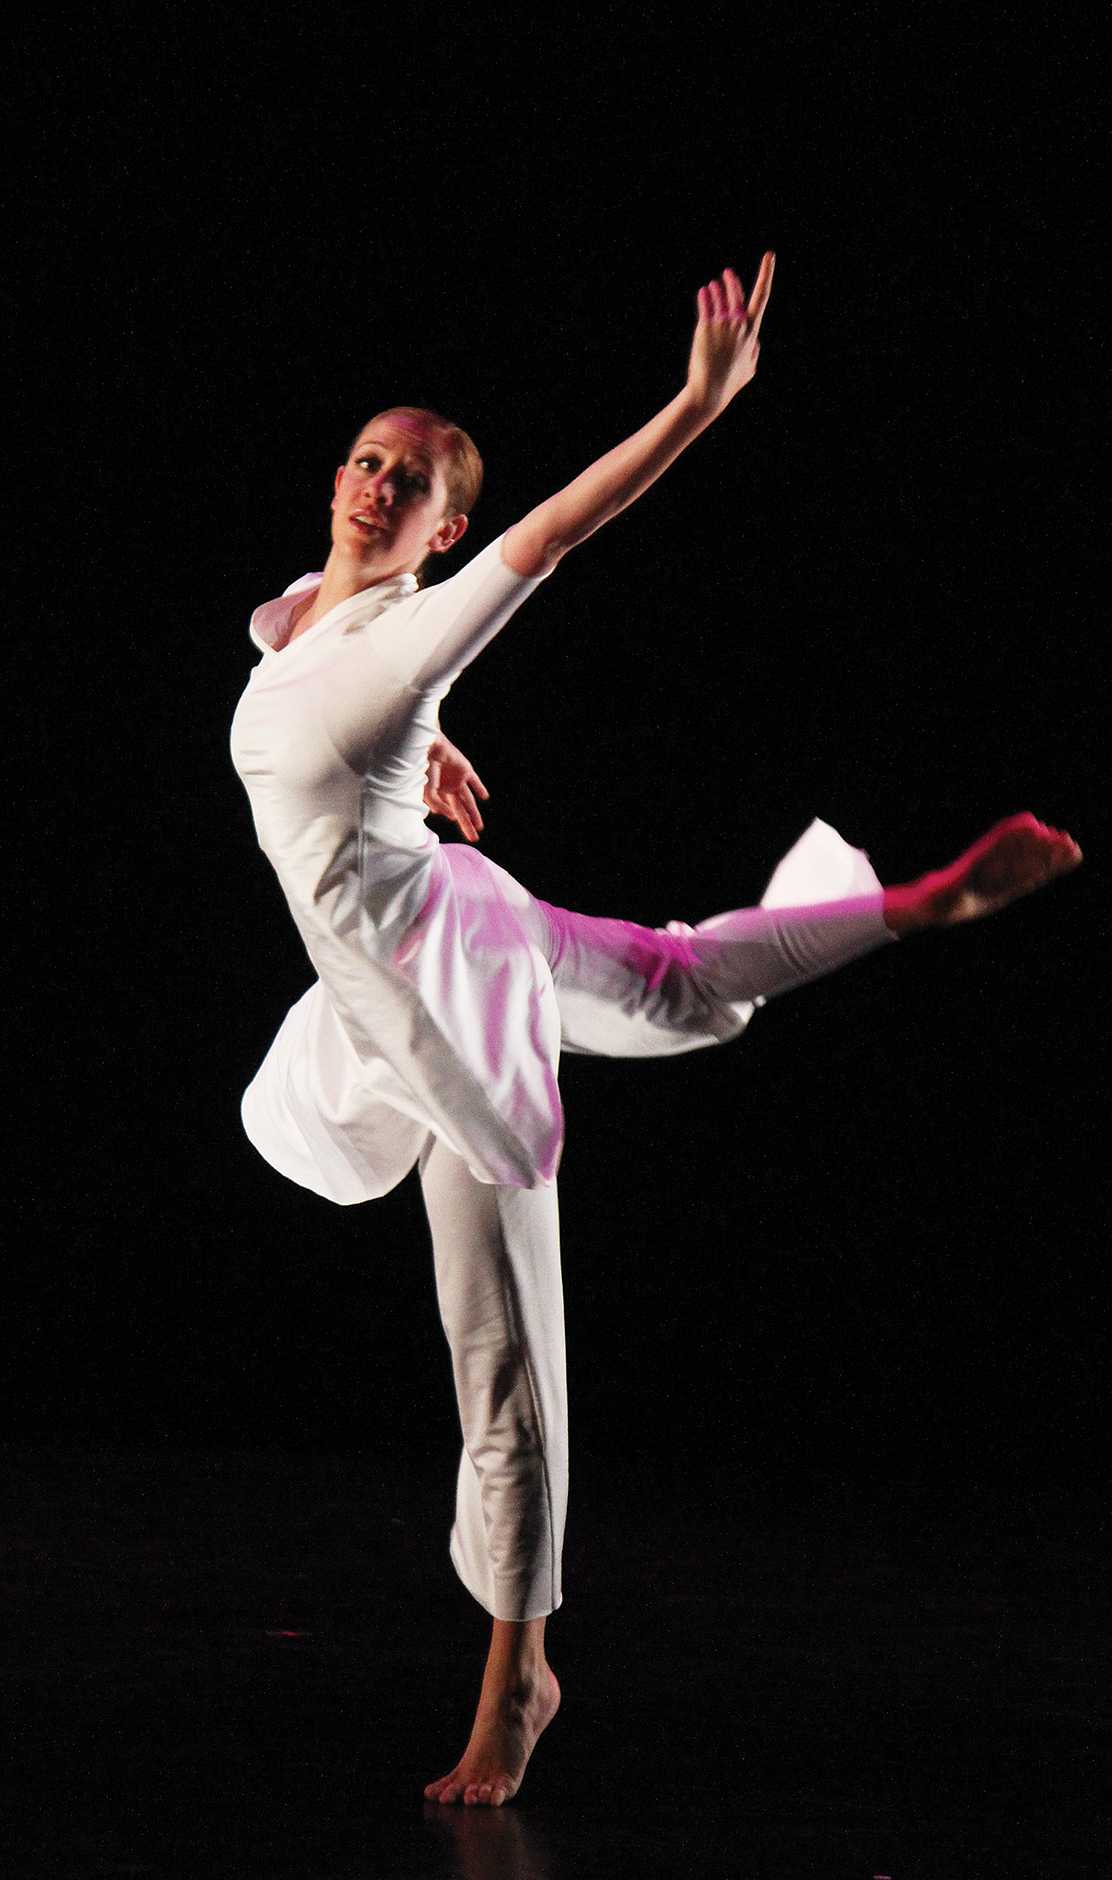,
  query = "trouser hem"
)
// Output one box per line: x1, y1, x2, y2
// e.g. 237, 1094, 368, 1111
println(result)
449, 1532, 562, 1622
